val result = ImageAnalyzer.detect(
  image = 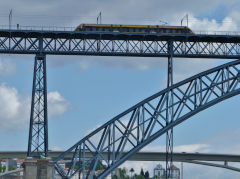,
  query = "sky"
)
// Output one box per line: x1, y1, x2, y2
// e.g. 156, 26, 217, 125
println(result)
1, 0, 240, 178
